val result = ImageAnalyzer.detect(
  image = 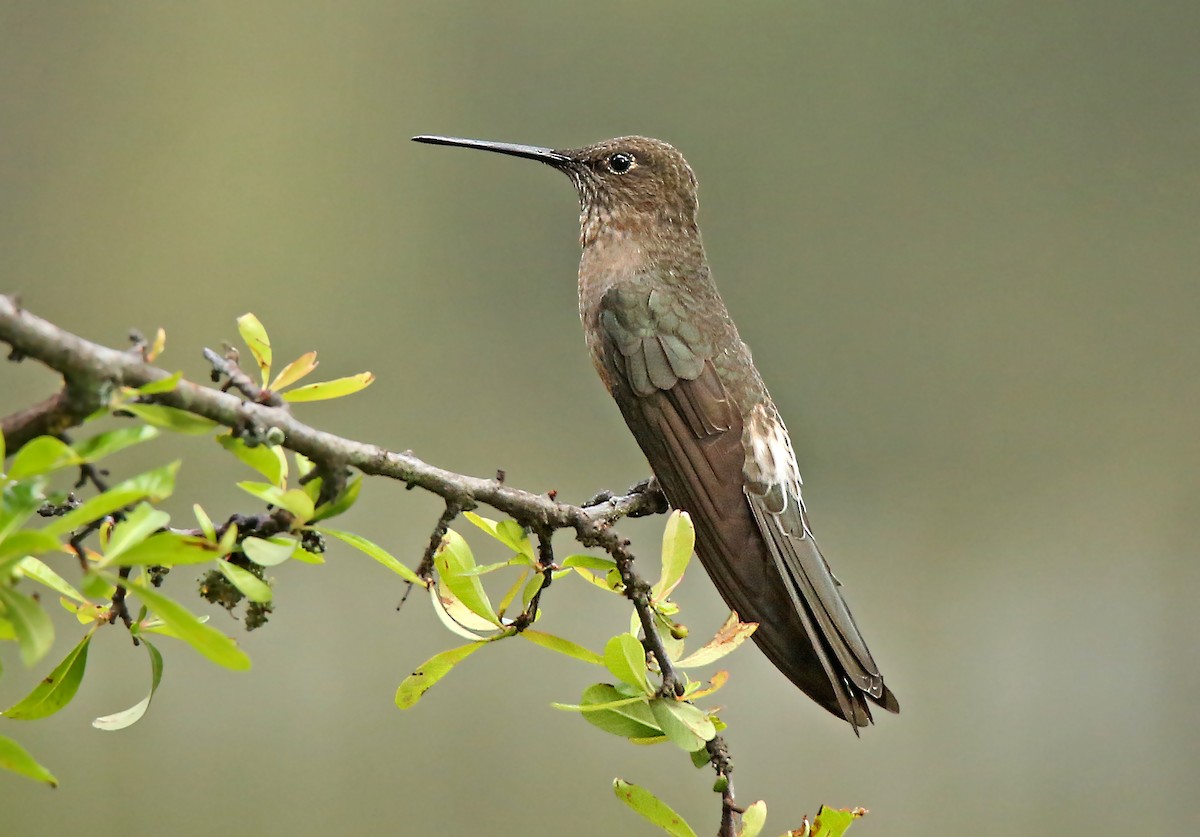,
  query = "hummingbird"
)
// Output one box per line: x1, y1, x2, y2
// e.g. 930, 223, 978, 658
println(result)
412, 134, 899, 730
